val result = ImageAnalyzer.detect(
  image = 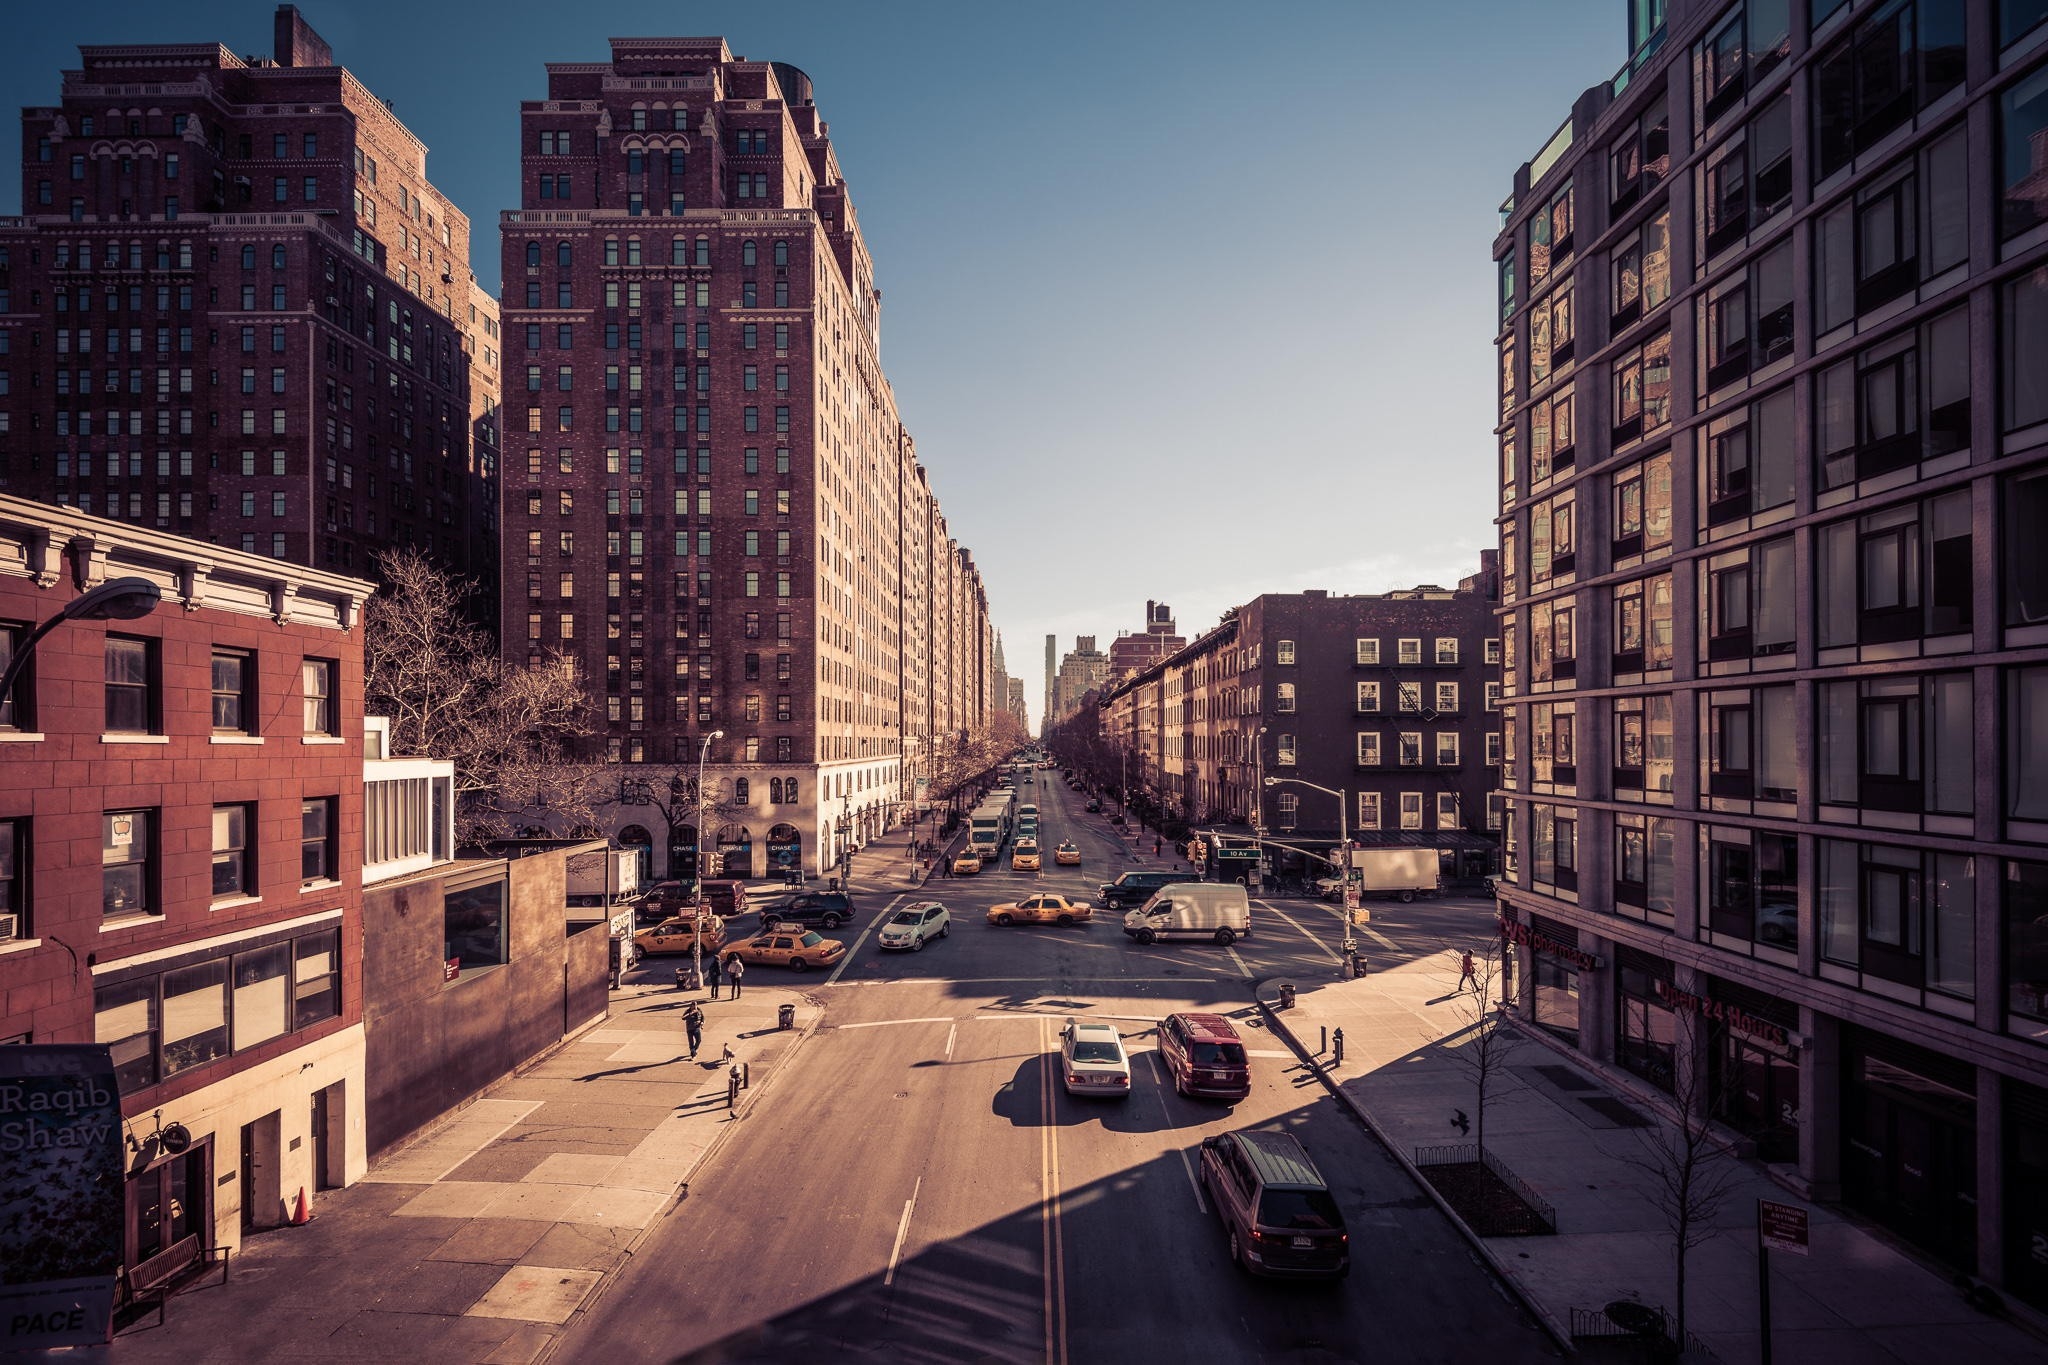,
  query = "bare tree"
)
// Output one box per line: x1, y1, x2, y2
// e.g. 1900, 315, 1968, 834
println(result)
612, 766, 753, 873
1442, 936, 1517, 1161
1625, 1009, 1740, 1347
363, 548, 605, 844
